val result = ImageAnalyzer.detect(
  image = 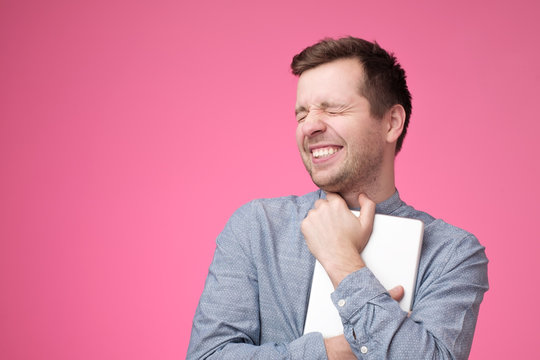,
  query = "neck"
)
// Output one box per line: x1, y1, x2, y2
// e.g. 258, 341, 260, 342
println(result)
339, 184, 396, 208
339, 155, 396, 208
